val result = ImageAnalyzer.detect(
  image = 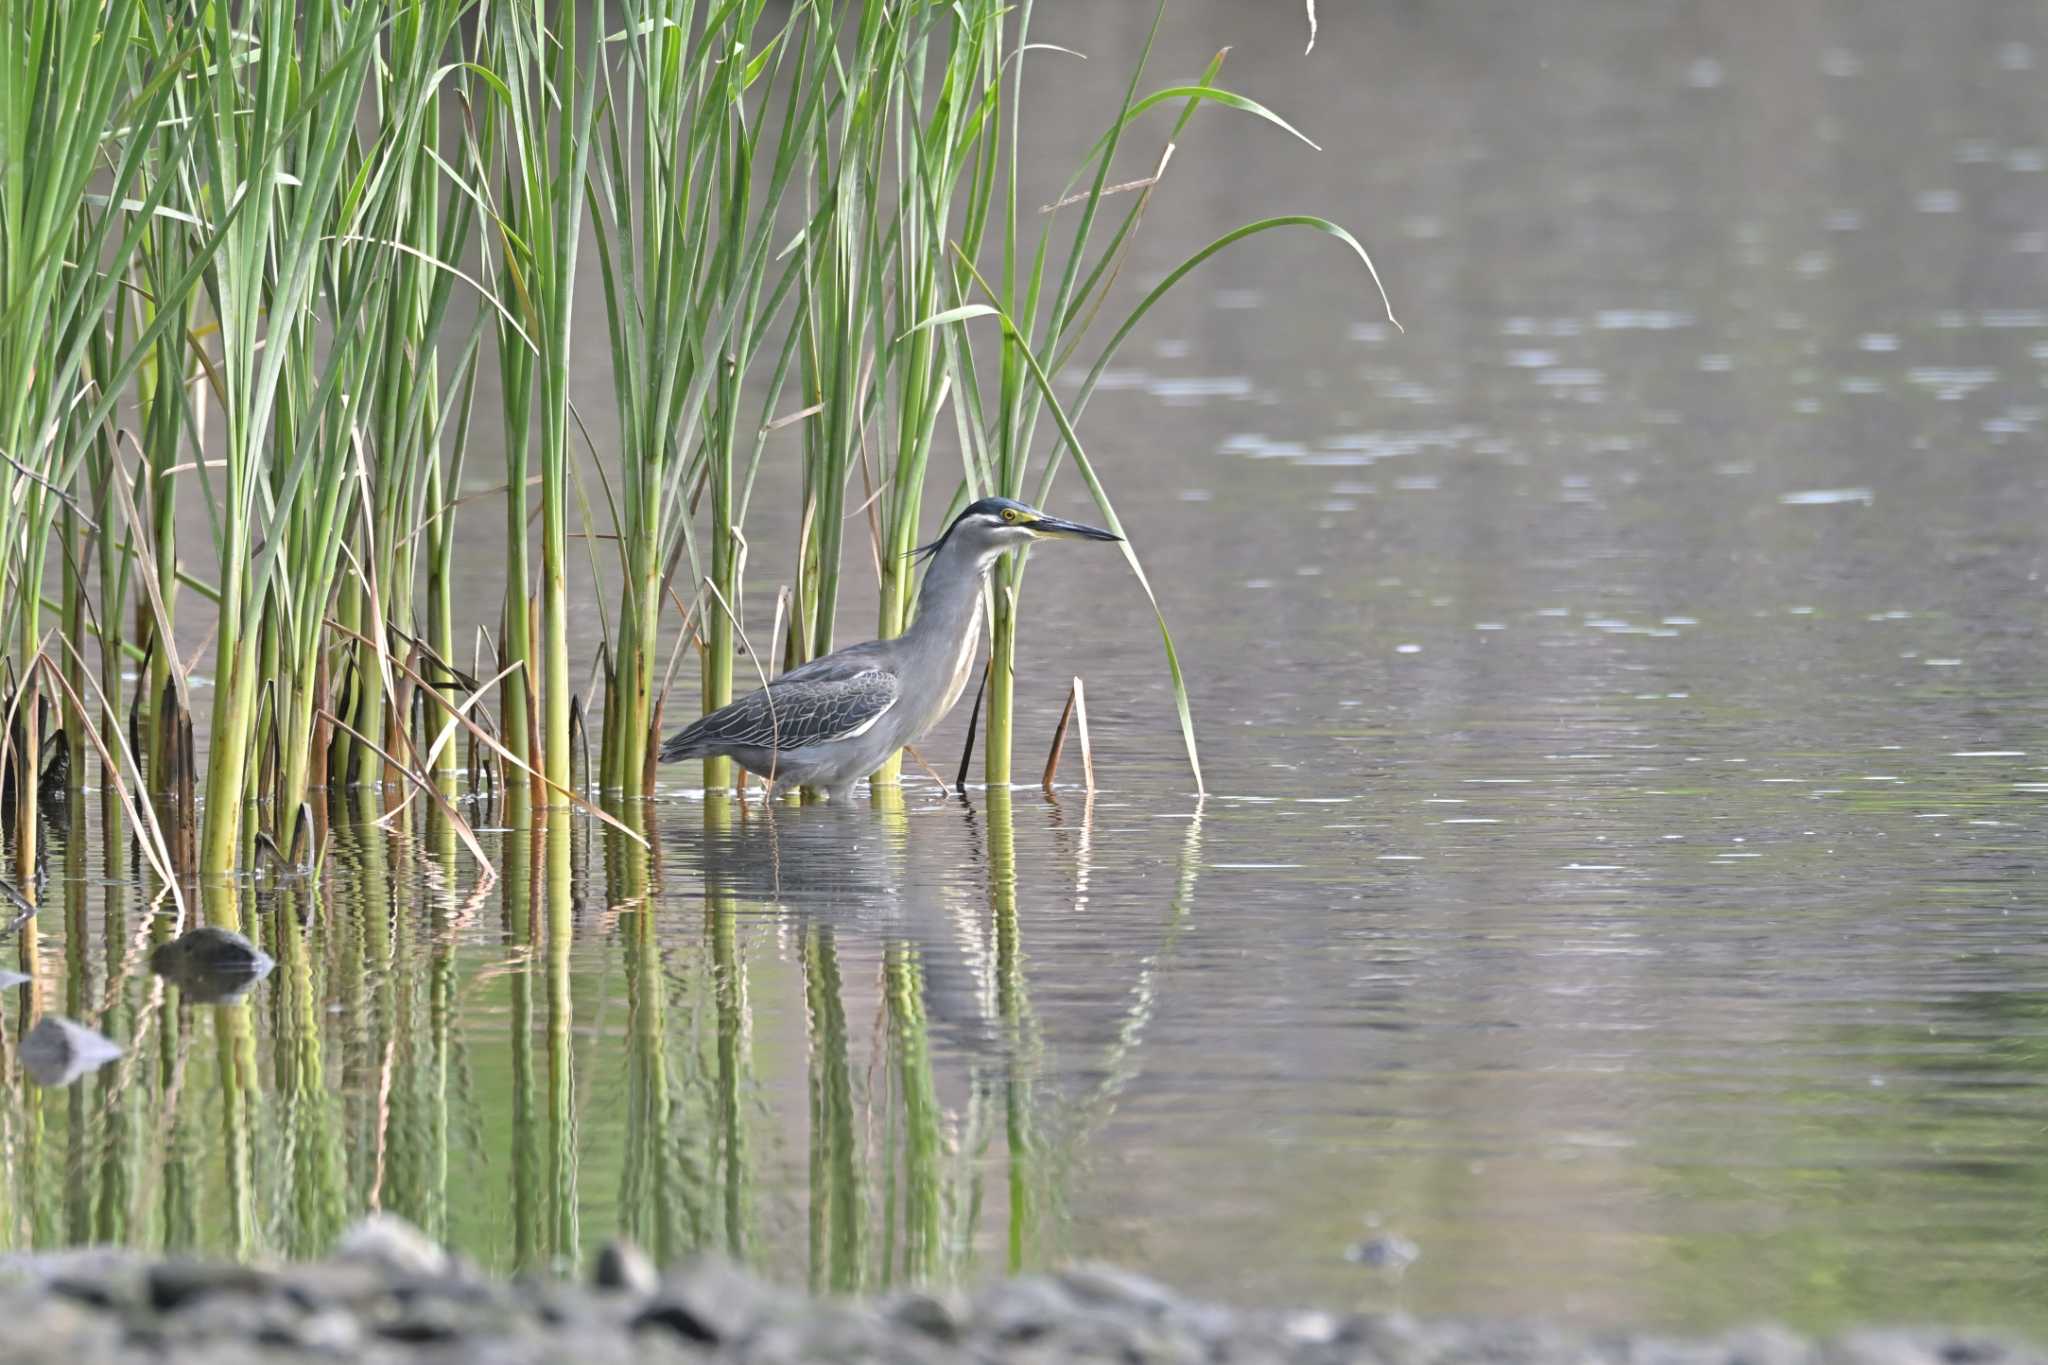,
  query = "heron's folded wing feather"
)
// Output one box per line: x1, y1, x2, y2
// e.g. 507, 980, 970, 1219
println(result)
683, 668, 899, 753
775, 640, 893, 684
